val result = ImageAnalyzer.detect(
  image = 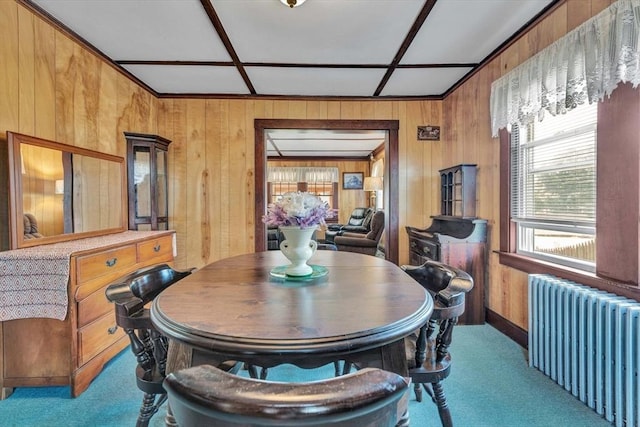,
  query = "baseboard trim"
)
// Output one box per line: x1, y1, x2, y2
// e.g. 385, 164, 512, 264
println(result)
485, 309, 528, 349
